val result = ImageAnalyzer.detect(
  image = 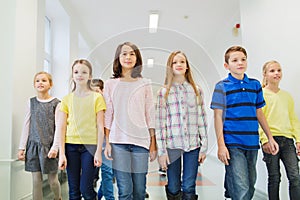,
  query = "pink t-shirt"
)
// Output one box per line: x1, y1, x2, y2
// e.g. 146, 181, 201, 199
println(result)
104, 78, 155, 149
